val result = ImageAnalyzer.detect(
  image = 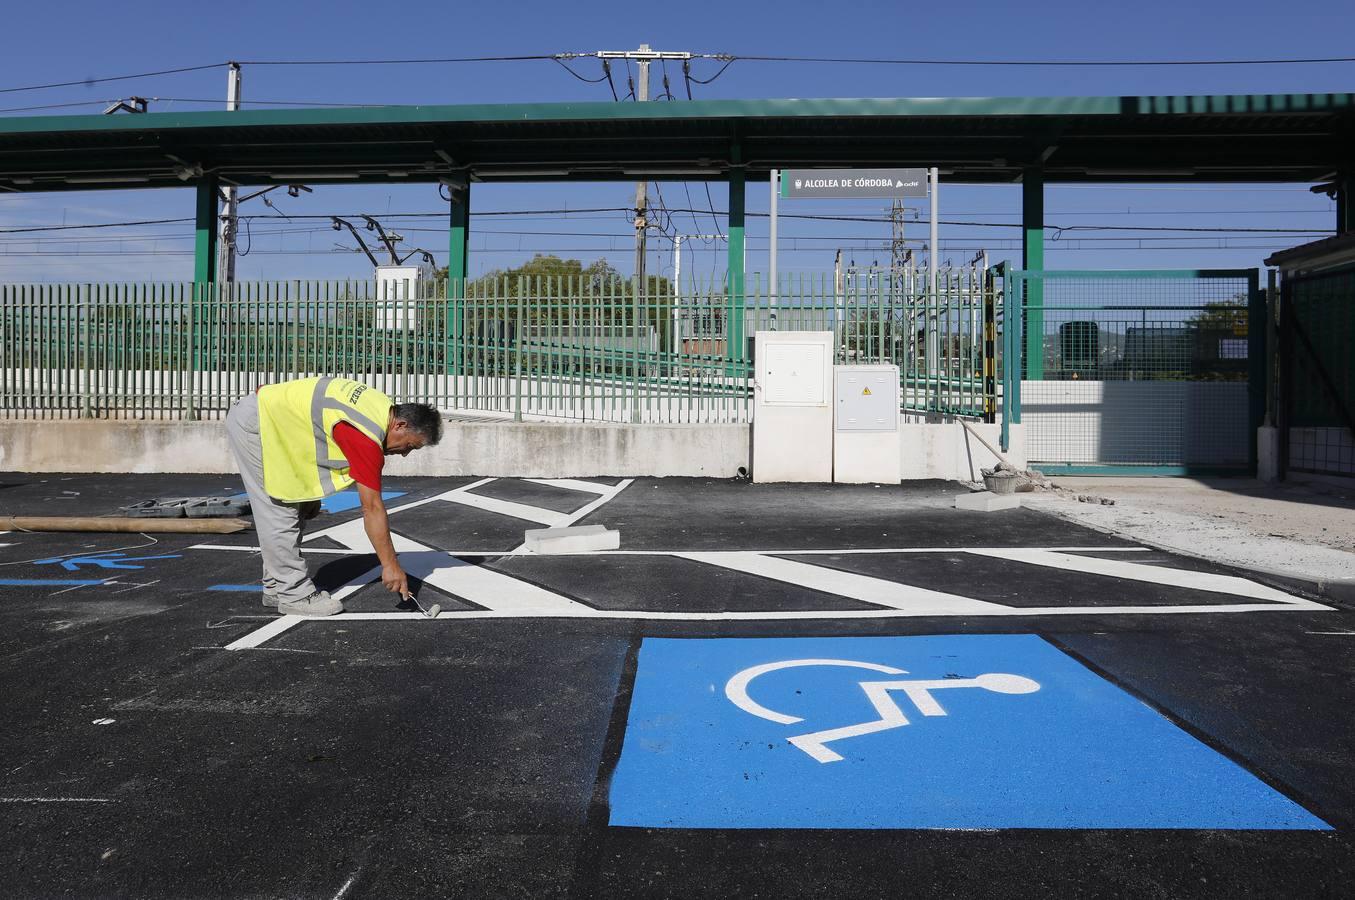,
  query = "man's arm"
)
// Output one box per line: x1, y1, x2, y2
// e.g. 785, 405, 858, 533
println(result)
357, 482, 408, 596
